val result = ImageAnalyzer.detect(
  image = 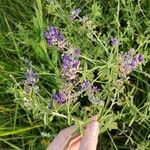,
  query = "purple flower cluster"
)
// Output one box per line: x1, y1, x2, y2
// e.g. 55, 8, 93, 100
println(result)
51, 82, 77, 105
80, 80, 99, 93
24, 69, 38, 94
43, 25, 102, 107
61, 50, 80, 80
25, 70, 37, 85
44, 26, 65, 49
80, 80, 90, 90
51, 79, 100, 106
92, 86, 100, 93
119, 49, 144, 78
52, 92, 66, 104
70, 8, 81, 20
80, 80, 100, 105
111, 37, 120, 46
49, 50, 80, 106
